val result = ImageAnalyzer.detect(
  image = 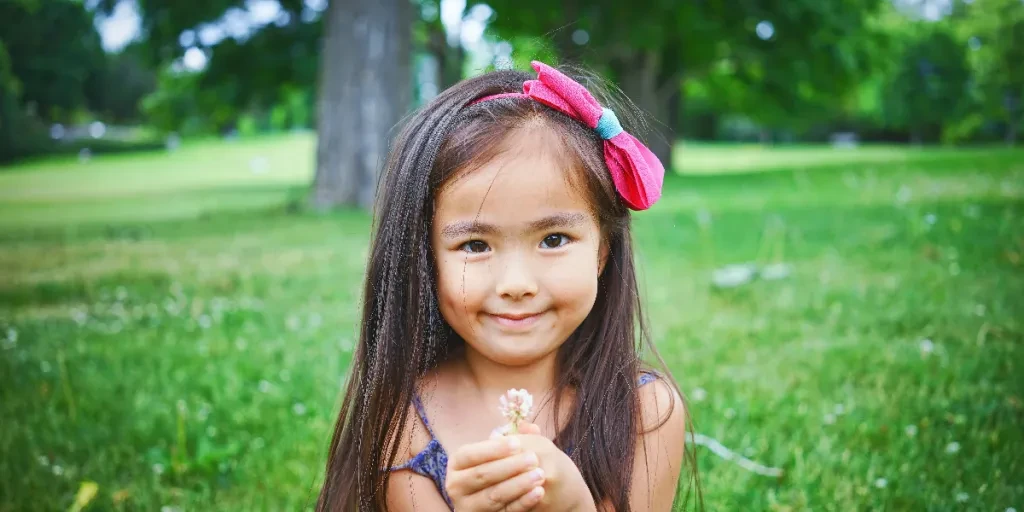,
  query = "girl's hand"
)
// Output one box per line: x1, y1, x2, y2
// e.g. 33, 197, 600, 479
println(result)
512, 423, 597, 512
445, 435, 548, 511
